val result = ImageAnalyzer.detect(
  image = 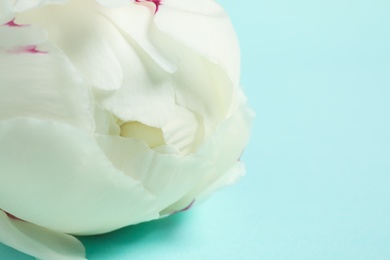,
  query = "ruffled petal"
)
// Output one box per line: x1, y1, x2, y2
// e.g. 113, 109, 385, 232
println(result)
163, 97, 254, 213
154, 0, 241, 87
0, 211, 85, 260
96, 135, 213, 212
14, 0, 241, 154
196, 96, 254, 189
0, 118, 159, 235
102, 3, 237, 136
